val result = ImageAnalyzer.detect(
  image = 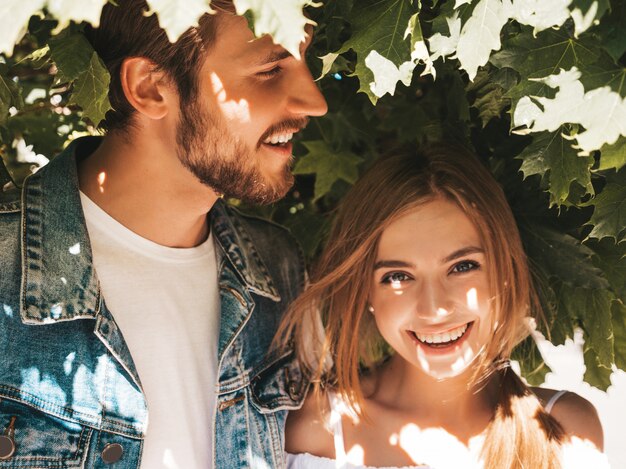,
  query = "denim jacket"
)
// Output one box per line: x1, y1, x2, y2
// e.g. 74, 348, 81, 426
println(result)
0, 138, 307, 468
